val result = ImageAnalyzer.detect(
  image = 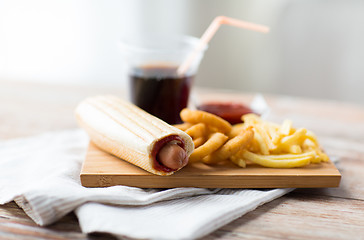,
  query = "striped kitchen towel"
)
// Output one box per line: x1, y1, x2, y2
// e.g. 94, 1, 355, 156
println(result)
0, 130, 291, 240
